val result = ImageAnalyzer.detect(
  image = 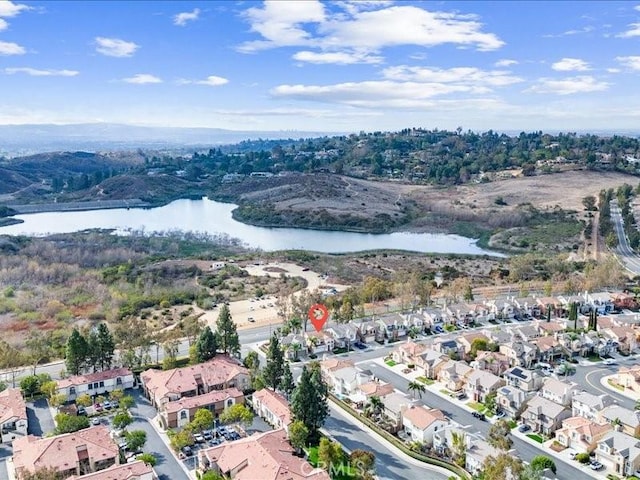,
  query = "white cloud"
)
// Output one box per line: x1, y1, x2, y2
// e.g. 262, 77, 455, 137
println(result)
0, 1, 30, 17
495, 59, 518, 67
123, 73, 162, 84
607, 68, 621, 73
543, 25, 594, 38
4, 67, 79, 76
526, 76, 609, 95
178, 75, 229, 86
616, 56, 640, 71
617, 22, 640, 38
173, 8, 200, 26
635, 5, 640, 11
382, 65, 522, 86
0, 40, 25, 55
0, 18, 7, 31
239, 2, 504, 59
292, 50, 382, 65
95, 37, 139, 57
551, 57, 591, 71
